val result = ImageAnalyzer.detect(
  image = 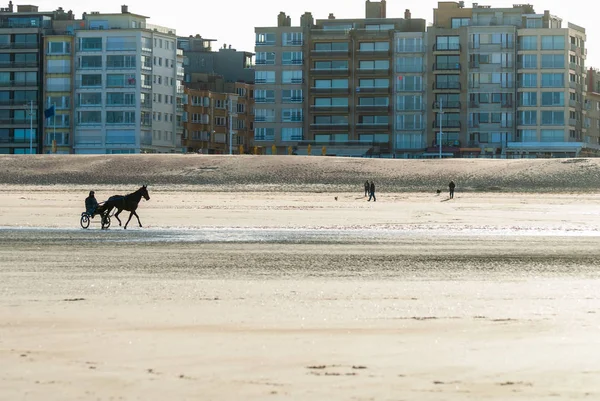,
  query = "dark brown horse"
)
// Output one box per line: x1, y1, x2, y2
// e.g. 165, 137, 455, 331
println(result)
99, 185, 150, 229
